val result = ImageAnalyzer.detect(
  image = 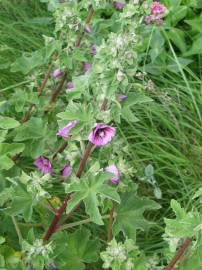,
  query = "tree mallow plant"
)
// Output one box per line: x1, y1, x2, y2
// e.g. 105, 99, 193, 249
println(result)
1, 0, 201, 269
